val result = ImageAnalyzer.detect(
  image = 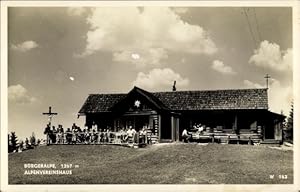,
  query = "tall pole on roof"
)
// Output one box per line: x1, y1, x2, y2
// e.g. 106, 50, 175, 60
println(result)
264, 74, 271, 89
172, 81, 176, 91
